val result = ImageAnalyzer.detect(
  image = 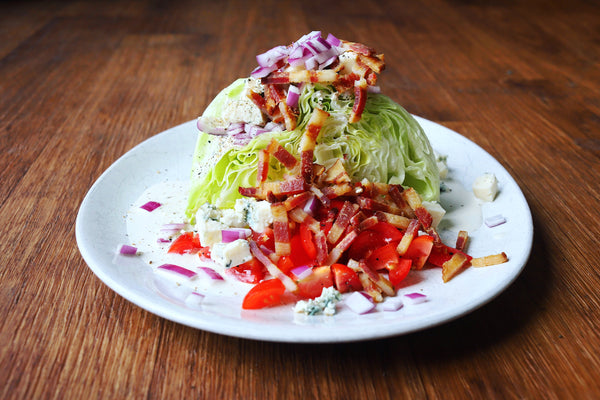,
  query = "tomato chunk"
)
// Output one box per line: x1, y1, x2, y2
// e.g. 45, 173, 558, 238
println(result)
242, 279, 286, 309
403, 235, 434, 269
347, 230, 386, 260
331, 263, 362, 293
299, 223, 317, 259
289, 234, 317, 268
168, 232, 203, 254
366, 242, 400, 271
296, 266, 334, 299
388, 258, 412, 287
368, 222, 404, 242
277, 255, 295, 276
228, 258, 266, 284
